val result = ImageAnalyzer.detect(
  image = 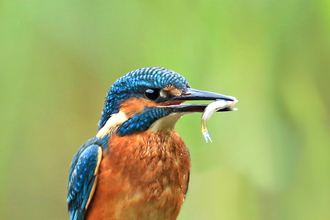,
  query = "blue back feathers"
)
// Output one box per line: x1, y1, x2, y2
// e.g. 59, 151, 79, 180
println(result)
98, 67, 190, 130
68, 135, 109, 220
